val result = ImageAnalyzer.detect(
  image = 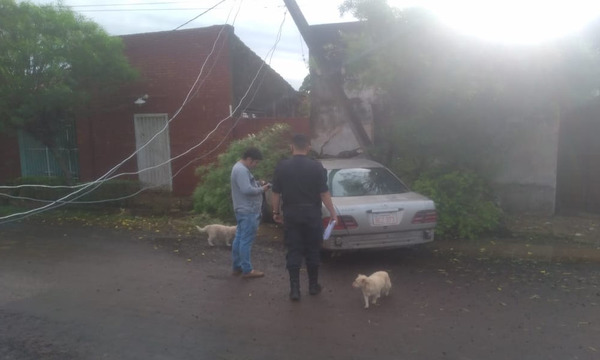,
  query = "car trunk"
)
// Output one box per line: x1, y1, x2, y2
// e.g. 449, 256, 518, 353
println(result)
328, 192, 435, 235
